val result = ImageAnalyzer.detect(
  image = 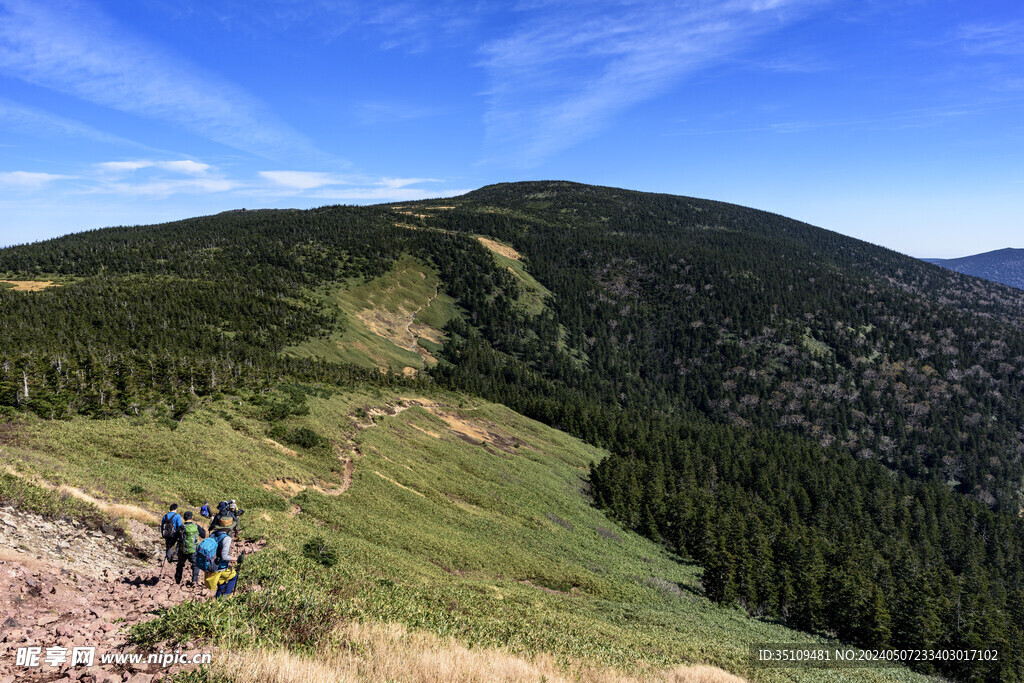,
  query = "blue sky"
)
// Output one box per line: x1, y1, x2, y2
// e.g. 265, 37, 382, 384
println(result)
0, 0, 1021, 257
